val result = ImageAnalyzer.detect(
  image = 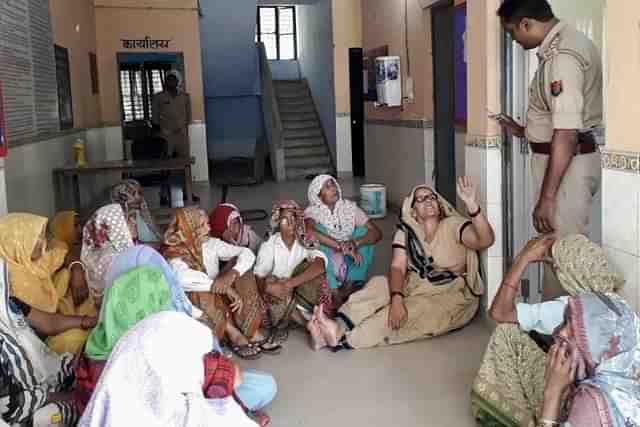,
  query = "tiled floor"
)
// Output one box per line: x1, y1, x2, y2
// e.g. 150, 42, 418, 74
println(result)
185, 178, 492, 427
